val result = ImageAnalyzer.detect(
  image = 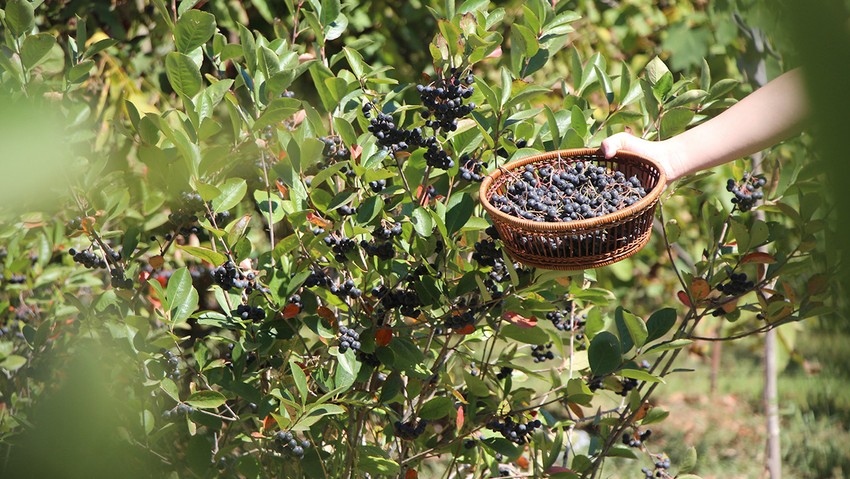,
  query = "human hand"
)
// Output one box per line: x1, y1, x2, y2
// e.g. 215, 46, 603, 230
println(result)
599, 132, 681, 183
